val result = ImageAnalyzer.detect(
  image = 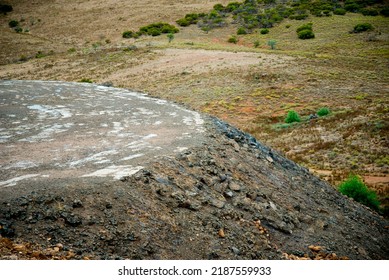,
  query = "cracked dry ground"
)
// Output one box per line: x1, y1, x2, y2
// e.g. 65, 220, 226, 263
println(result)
1, 118, 388, 260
